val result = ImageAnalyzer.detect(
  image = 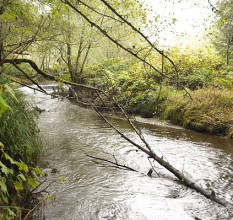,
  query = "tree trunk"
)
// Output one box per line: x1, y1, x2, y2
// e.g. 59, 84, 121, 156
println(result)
78, 43, 91, 83
93, 103, 231, 208
74, 30, 84, 75
67, 41, 75, 80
